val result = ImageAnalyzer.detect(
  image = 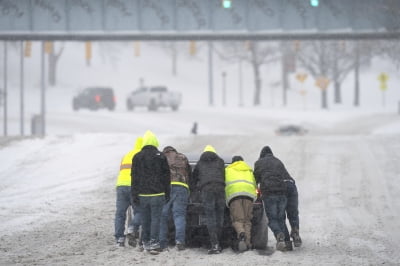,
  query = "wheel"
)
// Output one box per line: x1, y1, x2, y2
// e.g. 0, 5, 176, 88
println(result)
72, 99, 80, 111
126, 99, 134, 111
148, 99, 158, 111
171, 105, 179, 111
